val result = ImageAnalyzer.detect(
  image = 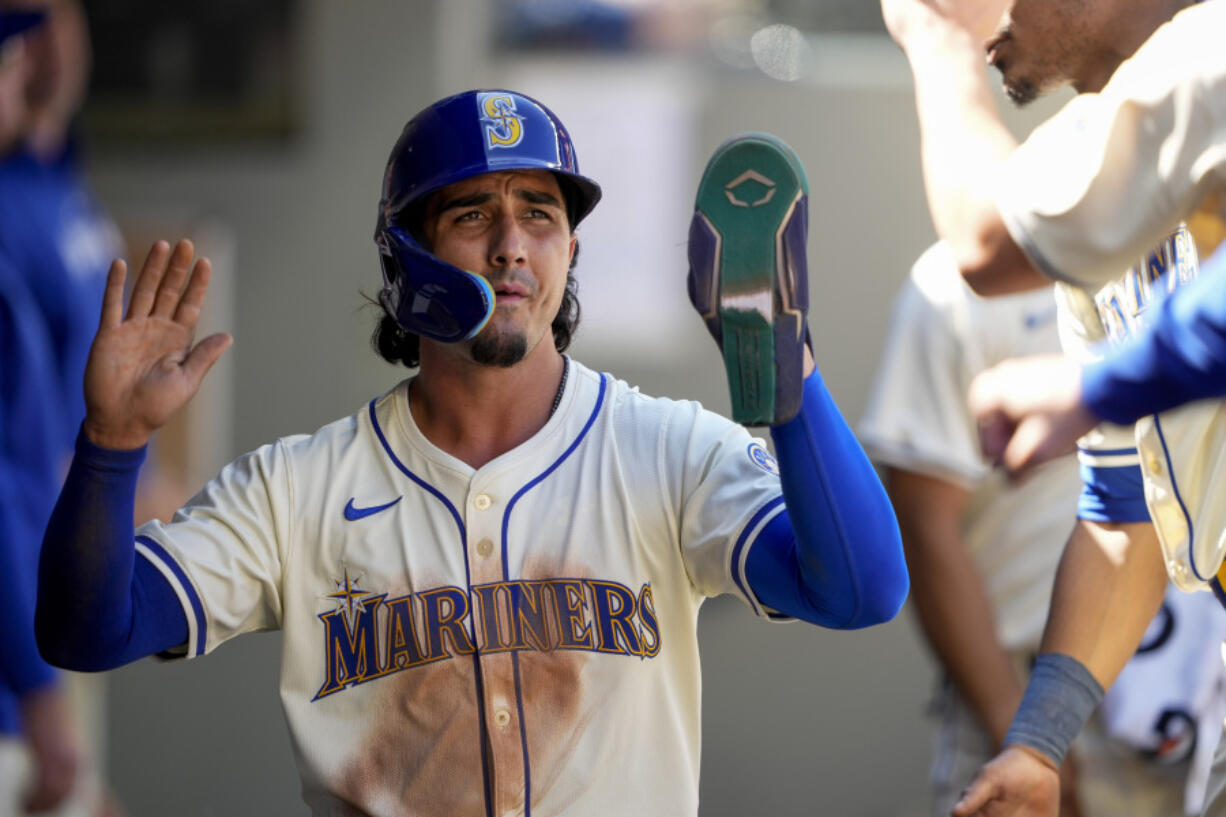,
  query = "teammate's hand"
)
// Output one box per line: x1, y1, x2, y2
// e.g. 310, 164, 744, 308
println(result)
82, 239, 232, 451
967, 354, 1098, 478
880, 0, 1010, 49
952, 745, 1060, 817
20, 686, 81, 813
